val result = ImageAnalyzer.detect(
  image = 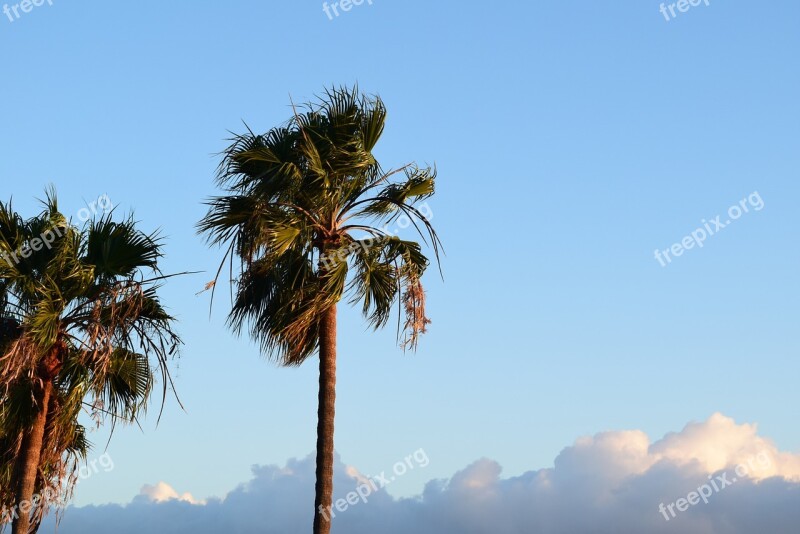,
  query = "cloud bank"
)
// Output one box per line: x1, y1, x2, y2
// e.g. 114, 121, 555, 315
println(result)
39, 413, 800, 533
